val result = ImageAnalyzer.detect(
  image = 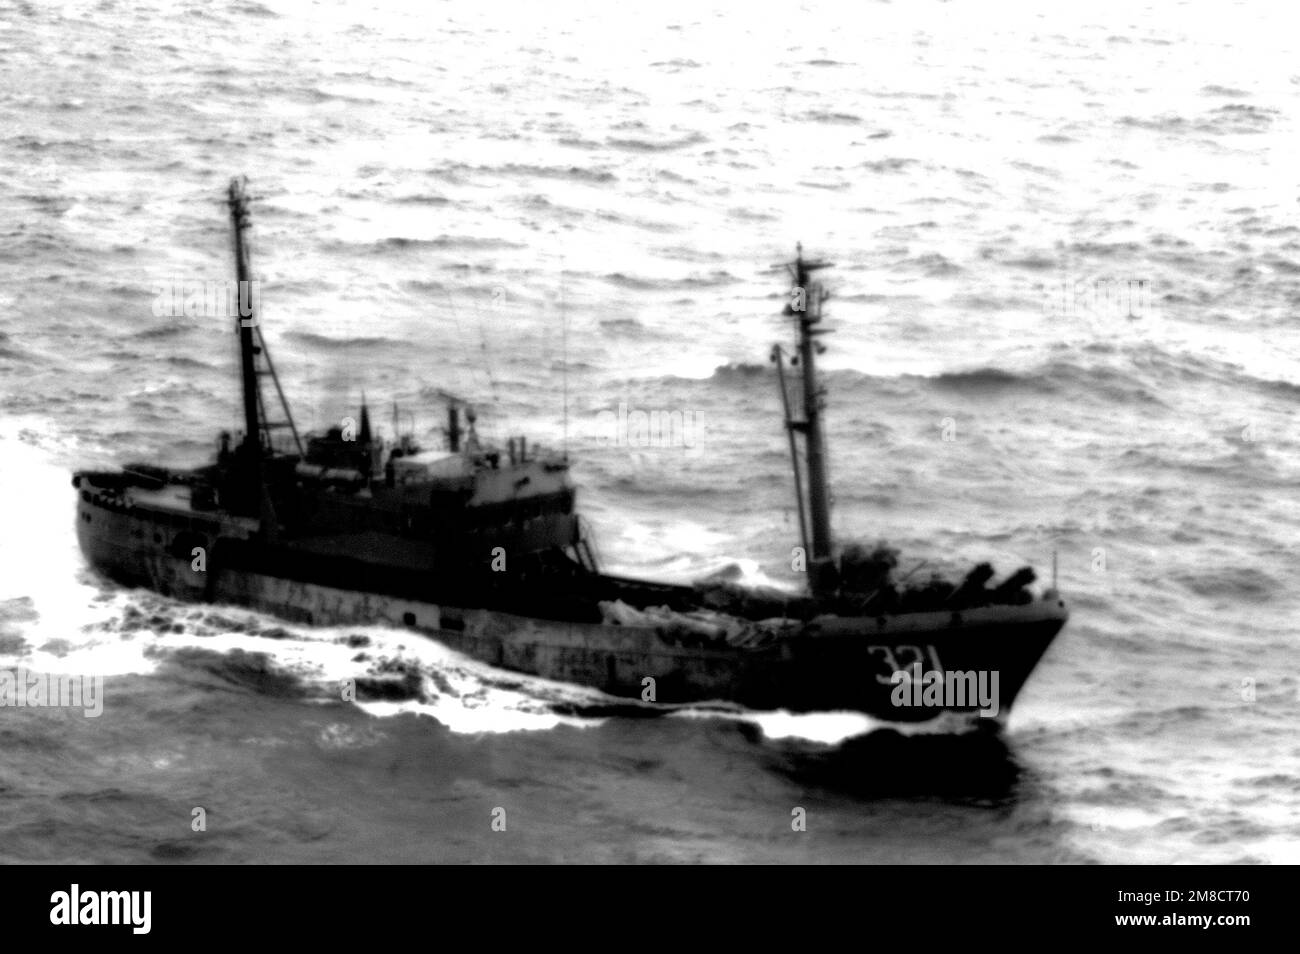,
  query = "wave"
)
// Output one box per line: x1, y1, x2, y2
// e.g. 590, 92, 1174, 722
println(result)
134, 322, 193, 341
909, 252, 962, 277
391, 194, 450, 206
861, 157, 914, 173
707, 361, 1040, 400
377, 235, 522, 251
0, 332, 29, 361
155, 646, 306, 698
1208, 104, 1277, 133
426, 162, 617, 186
1119, 106, 1277, 137
603, 270, 738, 291
1256, 376, 1300, 398
702, 344, 1296, 408
806, 110, 861, 124
915, 351, 1224, 406
929, 367, 1027, 391
231, 1, 278, 17
1168, 565, 1279, 600
164, 355, 217, 371
1117, 113, 1191, 133
652, 169, 696, 185
284, 331, 397, 350
598, 318, 648, 336
607, 132, 706, 153
1201, 84, 1250, 98
1067, 240, 1142, 258
726, 206, 777, 222
711, 361, 769, 382
322, 235, 524, 255
499, 163, 617, 185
